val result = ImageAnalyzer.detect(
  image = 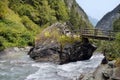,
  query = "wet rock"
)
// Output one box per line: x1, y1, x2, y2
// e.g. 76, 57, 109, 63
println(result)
13, 47, 20, 52
102, 68, 113, 79
101, 57, 108, 64
80, 60, 120, 80
28, 23, 97, 64
78, 74, 84, 80
79, 73, 94, 80
108, 60, 116, 68
111, 68, 120, 80
28, 41, 97, 64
